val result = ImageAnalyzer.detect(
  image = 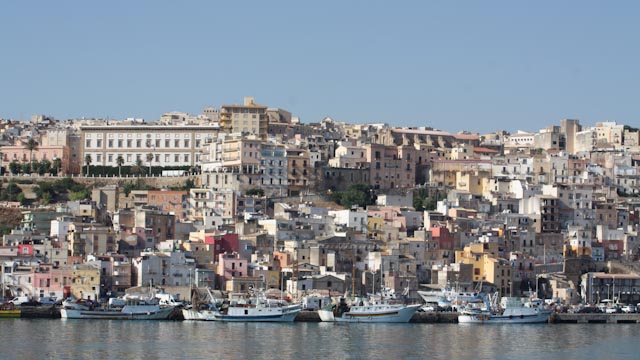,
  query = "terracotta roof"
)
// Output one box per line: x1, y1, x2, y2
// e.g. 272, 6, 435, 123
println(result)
473, 147, 499, 154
